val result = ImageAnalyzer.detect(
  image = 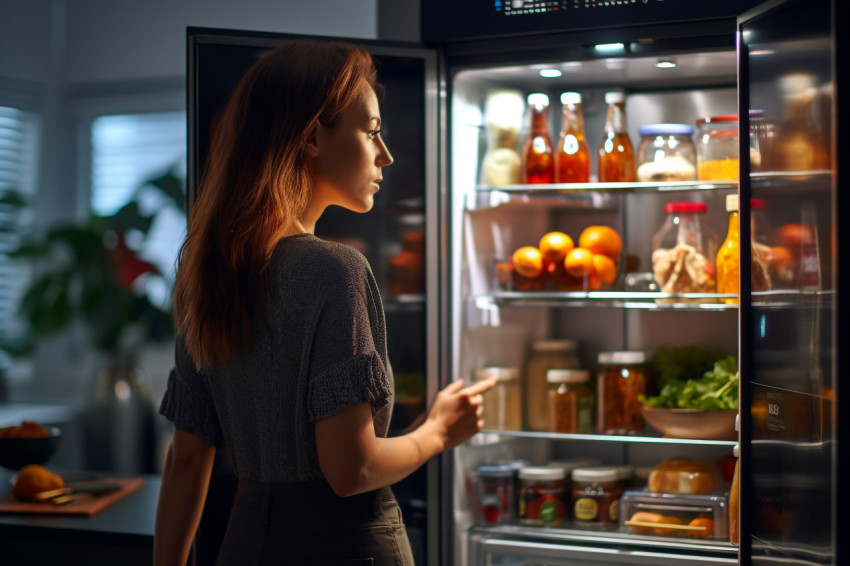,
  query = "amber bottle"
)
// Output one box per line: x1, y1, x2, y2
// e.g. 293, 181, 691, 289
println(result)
598, 92, 635, 183
556, 92, 591, 183
521, 93, 555, 184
